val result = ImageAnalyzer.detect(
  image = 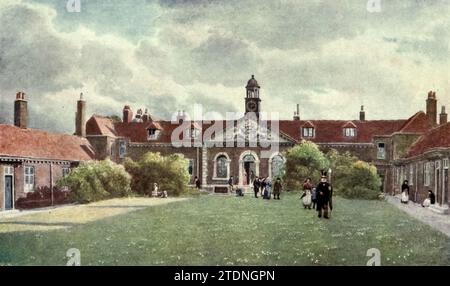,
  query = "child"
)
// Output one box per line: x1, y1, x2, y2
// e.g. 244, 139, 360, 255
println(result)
300, 189, 312, 209
311, 187, 317, 209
